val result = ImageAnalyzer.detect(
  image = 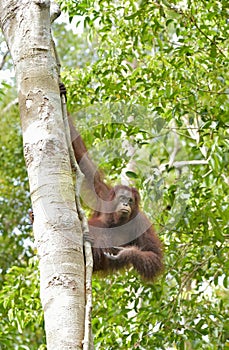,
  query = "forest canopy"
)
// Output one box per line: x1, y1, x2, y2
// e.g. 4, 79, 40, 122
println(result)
0, 0, 228, 349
